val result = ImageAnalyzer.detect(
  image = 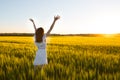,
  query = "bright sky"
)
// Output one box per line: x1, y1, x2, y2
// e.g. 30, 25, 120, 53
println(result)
0, 0, 120, 34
